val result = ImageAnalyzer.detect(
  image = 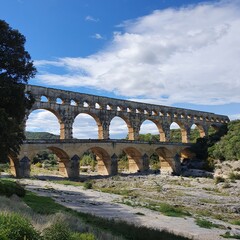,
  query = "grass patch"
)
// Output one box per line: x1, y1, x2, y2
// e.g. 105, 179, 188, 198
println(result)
195, 218, 221, 229
99, 187, 133, 196
231, 220, 240, 226
221, 231, 240, 239
23, 191, 66, 215
152, 203, 191, 217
